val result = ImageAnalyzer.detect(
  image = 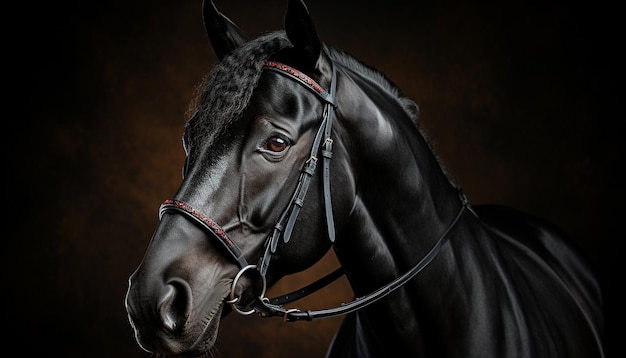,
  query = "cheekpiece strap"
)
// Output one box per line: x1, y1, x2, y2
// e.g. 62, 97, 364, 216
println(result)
257, 60, 338, 276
